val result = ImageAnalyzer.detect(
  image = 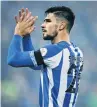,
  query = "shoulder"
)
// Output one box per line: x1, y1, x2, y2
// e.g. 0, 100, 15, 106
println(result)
40, 43, 64, 58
